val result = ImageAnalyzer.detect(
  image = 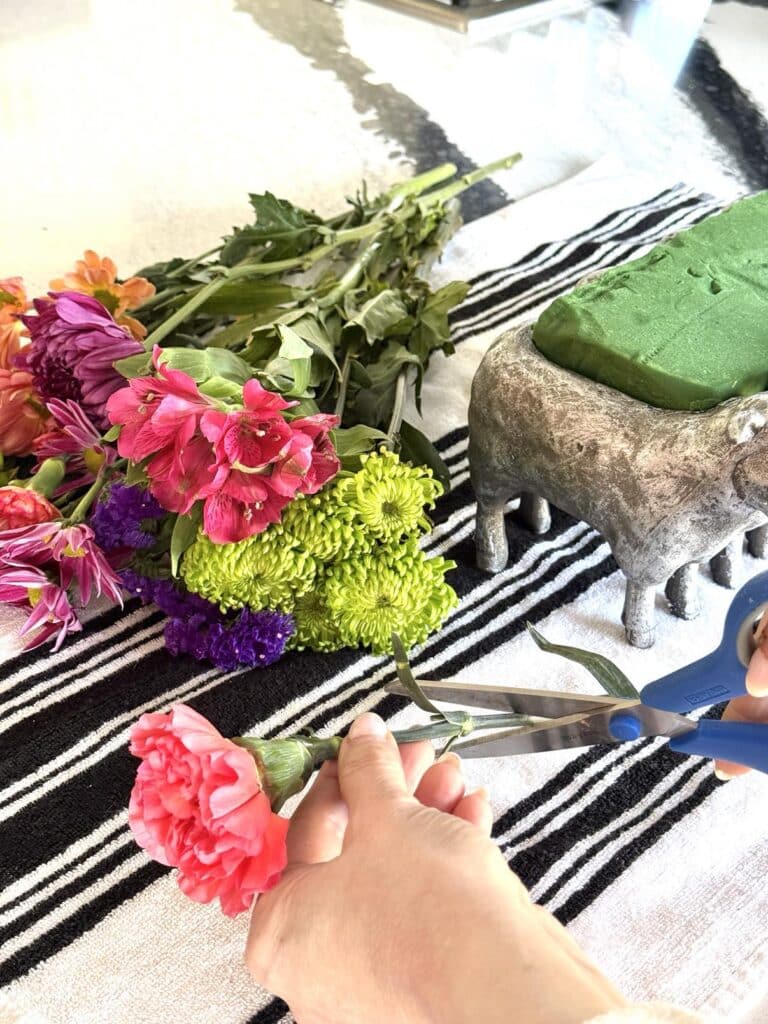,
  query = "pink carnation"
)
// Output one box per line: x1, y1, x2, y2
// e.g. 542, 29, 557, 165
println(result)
128, 704, 288, 916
